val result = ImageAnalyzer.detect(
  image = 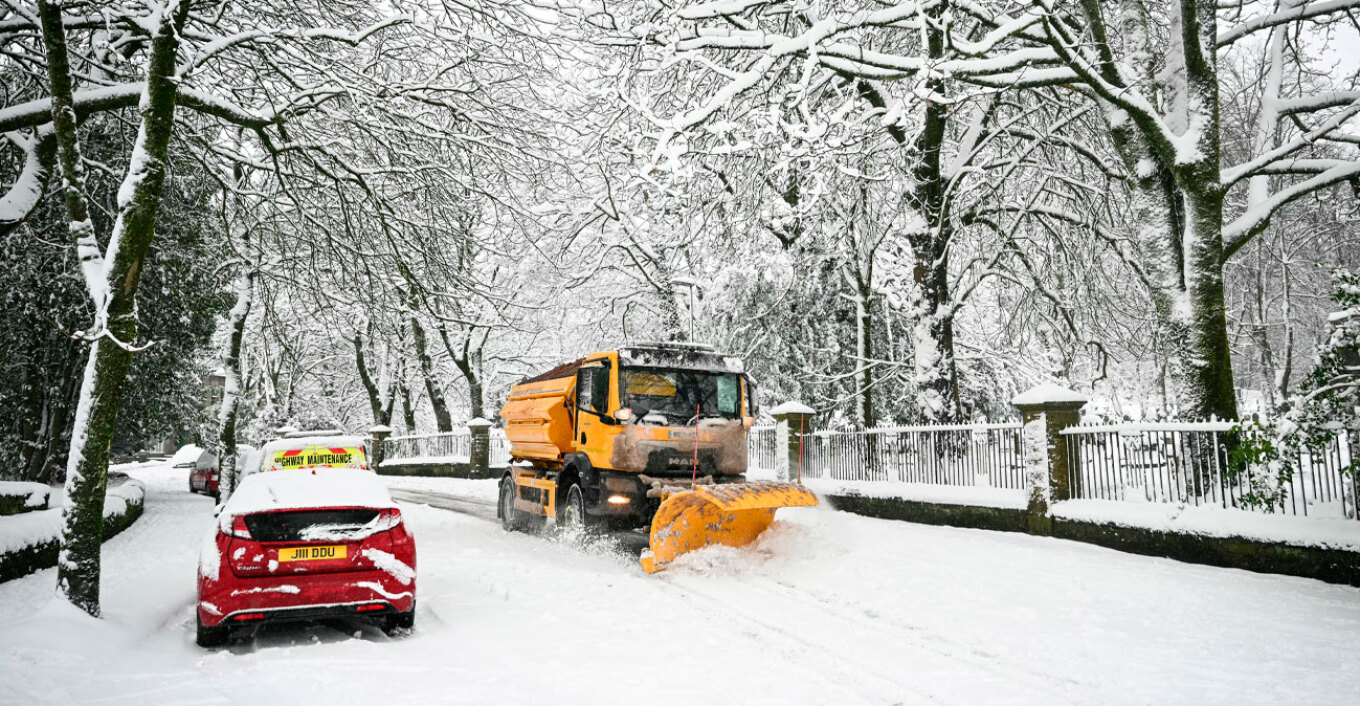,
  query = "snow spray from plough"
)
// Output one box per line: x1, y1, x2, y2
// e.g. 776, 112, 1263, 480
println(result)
496, 343, 818, 572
